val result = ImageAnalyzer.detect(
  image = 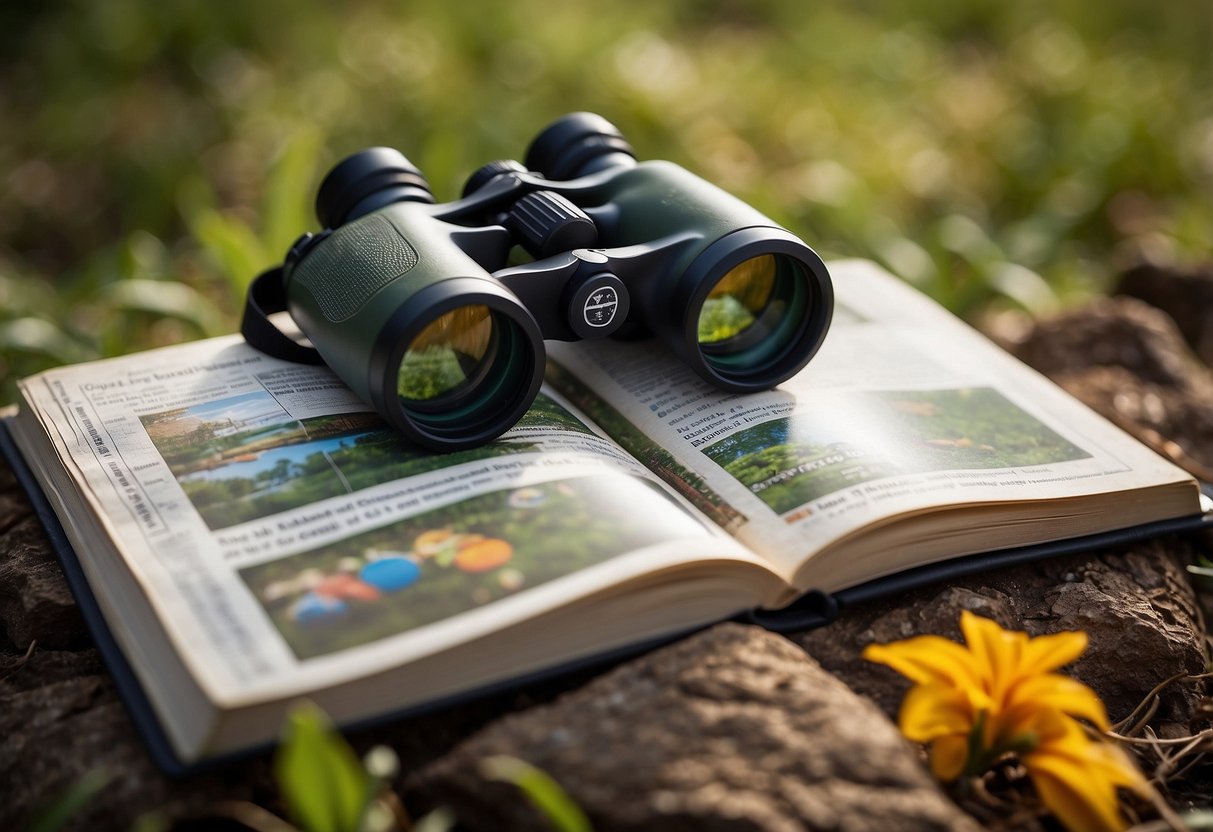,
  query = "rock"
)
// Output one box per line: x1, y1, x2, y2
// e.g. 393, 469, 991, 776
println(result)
1118, 261, 1213, 367
0, 663, 270, 832
0, 646, 104, 693
352, 665, 608, 780
1005, 296, 1207, 390
794, 536, 1209, 731
409, 623, 980, 832
0, 466, 87, 651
